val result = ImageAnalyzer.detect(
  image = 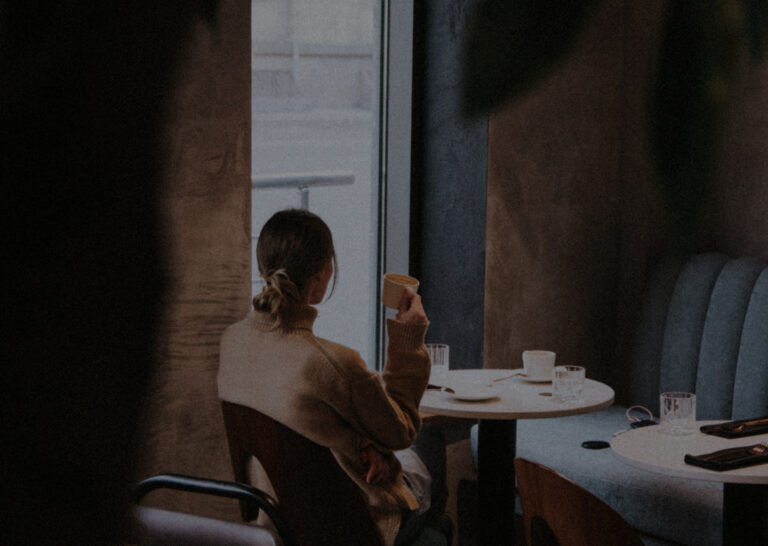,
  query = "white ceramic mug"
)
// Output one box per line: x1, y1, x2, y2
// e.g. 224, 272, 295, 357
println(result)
522, 350, 556, 381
